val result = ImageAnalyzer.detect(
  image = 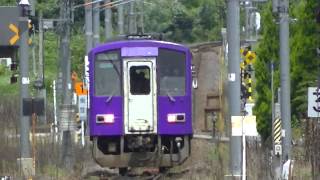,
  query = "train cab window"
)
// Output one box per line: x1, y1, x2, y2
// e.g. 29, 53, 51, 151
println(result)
94, 50, 121, 96
157, 49, 186, 96
130, 66, 150, 95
